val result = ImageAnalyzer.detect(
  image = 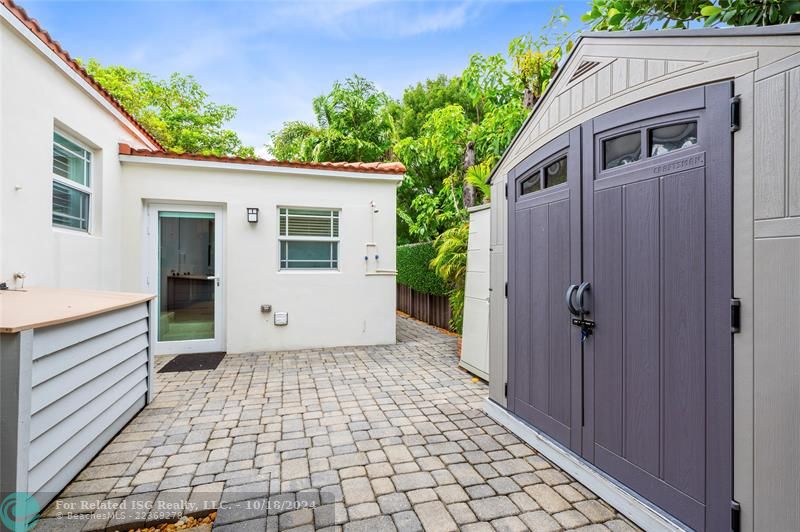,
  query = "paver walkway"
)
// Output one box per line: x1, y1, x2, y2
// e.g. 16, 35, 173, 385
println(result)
37, 315, 638, 531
